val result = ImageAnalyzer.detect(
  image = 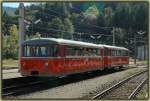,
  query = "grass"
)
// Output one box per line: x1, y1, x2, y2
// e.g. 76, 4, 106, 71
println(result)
135, 84, 148, 99
136, 60, 148, 66
2, 59, 18, 69
129, 58, 148, 65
